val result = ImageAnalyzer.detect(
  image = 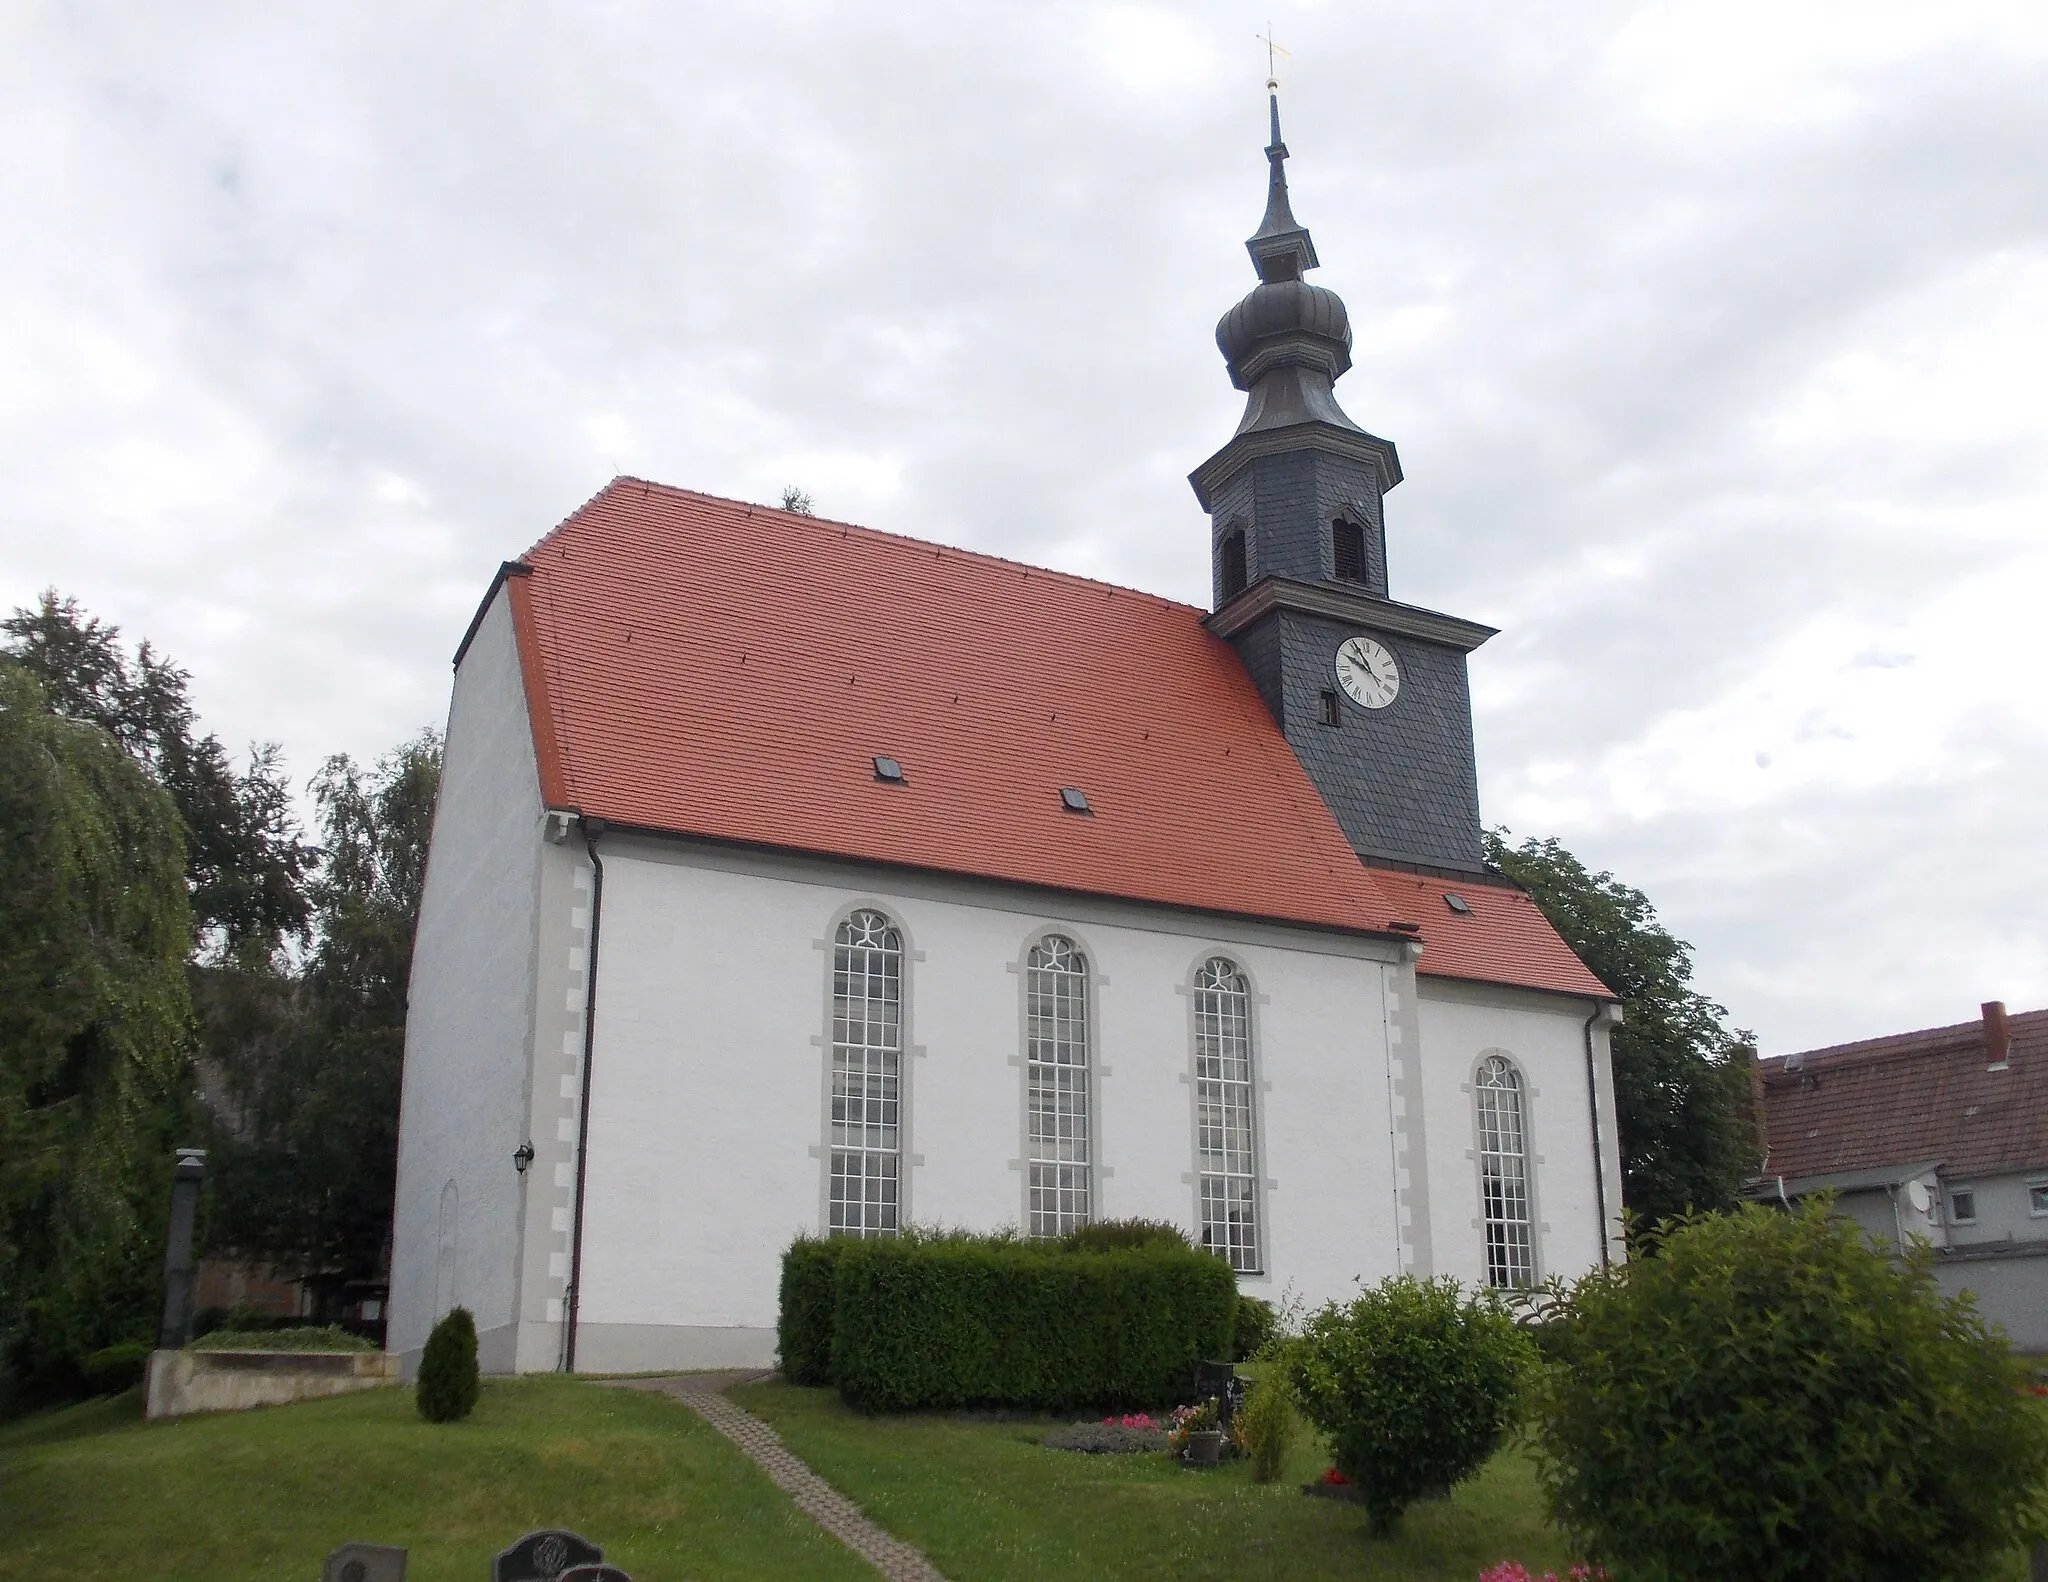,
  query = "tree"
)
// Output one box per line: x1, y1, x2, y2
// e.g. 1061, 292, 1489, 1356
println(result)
1486, 830, 1758, 1227
2, 592, 314, 966
0, 660, 195, 1404
203, 735, 441, 1311
778, 485, 815, 516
